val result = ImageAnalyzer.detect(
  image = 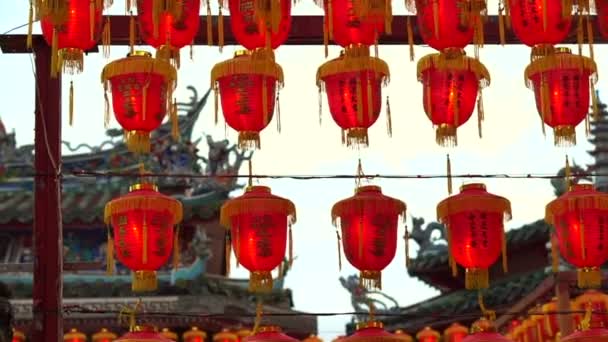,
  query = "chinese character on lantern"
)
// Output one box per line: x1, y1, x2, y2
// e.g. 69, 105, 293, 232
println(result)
227, 0, 292, 50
